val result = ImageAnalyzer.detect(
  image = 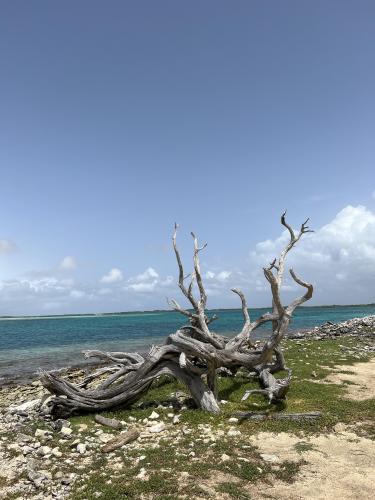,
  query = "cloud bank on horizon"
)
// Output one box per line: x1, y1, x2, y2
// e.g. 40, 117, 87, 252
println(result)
0, 204, 374, 316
